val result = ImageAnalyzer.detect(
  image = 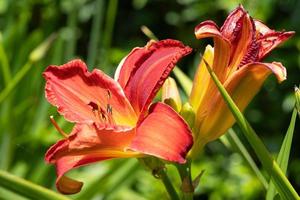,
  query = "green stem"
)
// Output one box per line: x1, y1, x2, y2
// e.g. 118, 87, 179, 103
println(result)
176, 161, 194, 200
0, 62, 32, 104
160, 169, 180, 200
0, 170, 71, 200
65, 8, 78, 61
87, 0, 104, 68
100, 0, 118, 70
203, 59, 299, 200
